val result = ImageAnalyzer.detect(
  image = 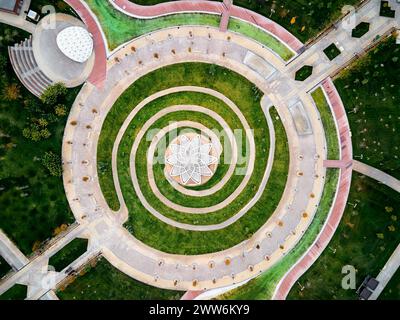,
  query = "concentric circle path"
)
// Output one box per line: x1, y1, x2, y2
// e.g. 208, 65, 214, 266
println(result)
62, 25, 326, 291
